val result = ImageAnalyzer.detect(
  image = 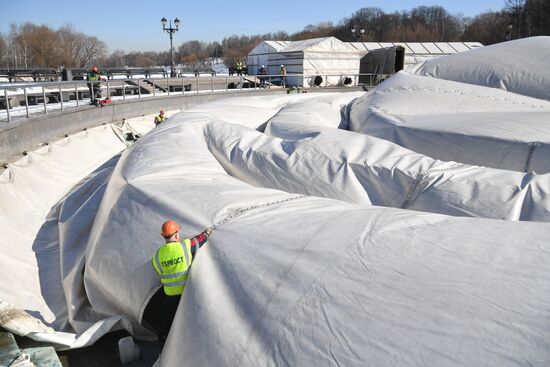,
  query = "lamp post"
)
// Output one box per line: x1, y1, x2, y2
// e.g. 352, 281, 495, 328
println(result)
506, 23, 513, 41
351, 26, 365, 42
161, 17, 180, 77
